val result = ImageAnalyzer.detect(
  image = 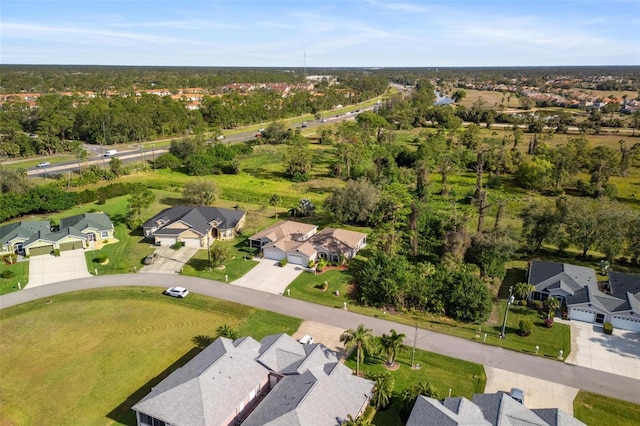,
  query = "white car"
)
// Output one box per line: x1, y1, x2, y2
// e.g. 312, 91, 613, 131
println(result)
165, 287, 189, 298
298, 335, 314, 345
216, 135, 225, 140
37, 161, 51, 168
